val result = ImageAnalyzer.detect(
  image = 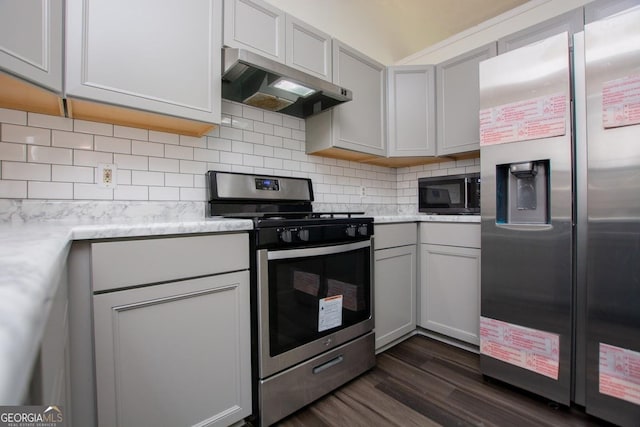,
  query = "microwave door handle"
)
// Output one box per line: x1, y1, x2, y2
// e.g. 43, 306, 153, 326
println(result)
267, 240, 370, 260
464, 177, 469, 209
